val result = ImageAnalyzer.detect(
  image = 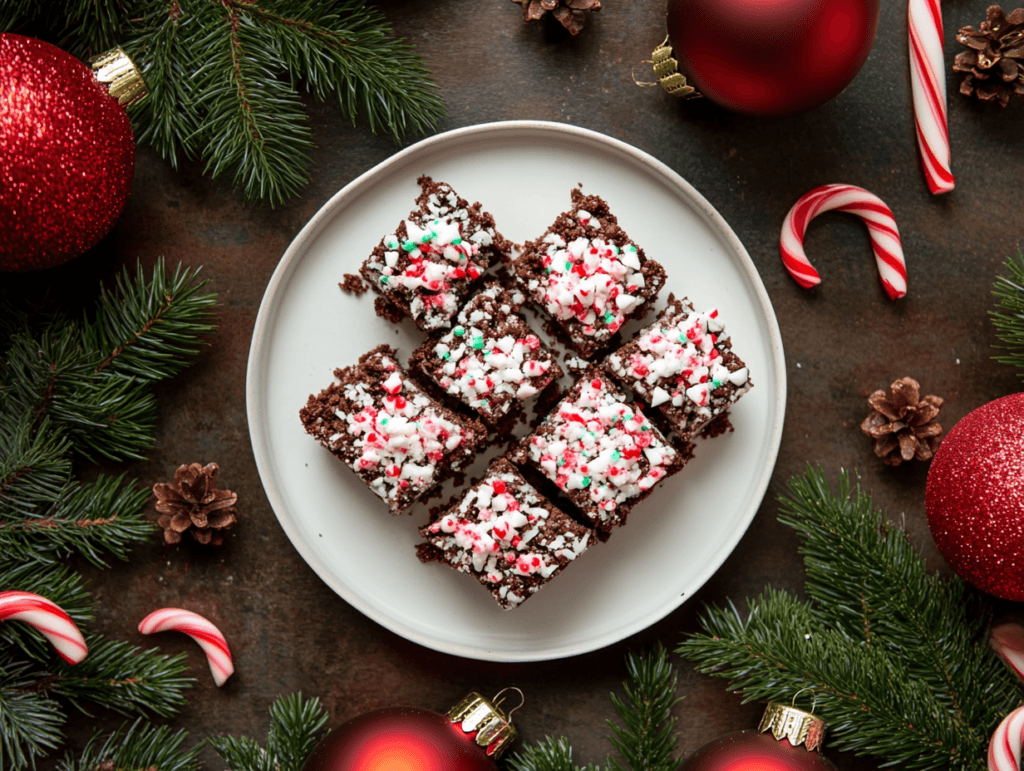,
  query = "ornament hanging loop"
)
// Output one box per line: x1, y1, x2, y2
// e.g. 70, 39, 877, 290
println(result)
792, 686, 819, 713
492, 686, 525, 720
